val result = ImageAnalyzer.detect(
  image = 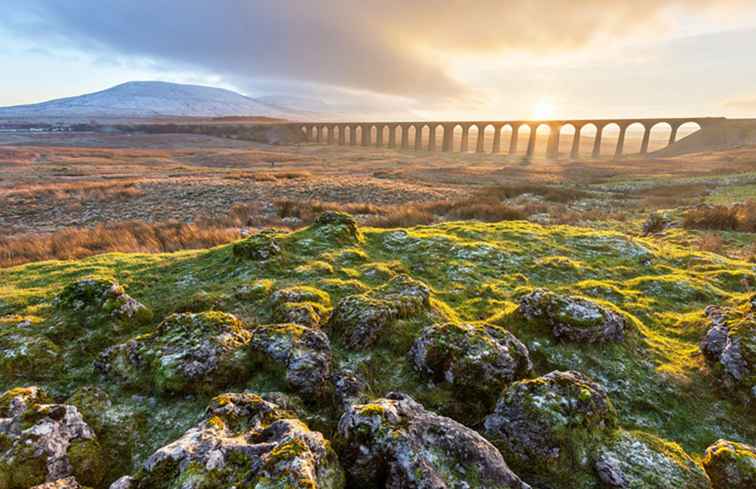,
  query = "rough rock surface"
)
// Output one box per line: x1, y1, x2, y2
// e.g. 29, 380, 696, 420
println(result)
594, 430, 711, 489
250, 323, 333, 399
484, 370, 616, 485
702, 439, 756, 489
95, 311, 251, 393
328, 274, 431, 350
312, 210, 361, 243
55, 278, 152, 325
332, 370, 369, 410
0, 387, 104, 488
410, 322, 532, 406
700, 299, 755, 401
232, 230, 281, 260
518, 288, 628, 342
270, 286, 331, 328
337, 392, 531, 489
115, 392, 344, 489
